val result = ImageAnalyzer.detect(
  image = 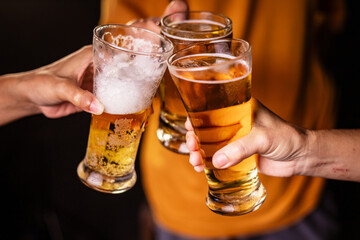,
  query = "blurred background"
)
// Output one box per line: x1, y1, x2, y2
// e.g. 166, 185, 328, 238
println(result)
0, 0, 147, 239
0, 0, 359, 239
